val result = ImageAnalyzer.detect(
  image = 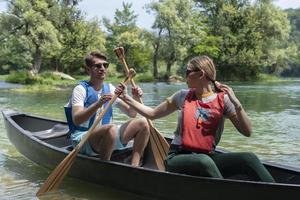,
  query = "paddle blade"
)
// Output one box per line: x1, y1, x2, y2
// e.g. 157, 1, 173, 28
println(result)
150, 126, 169, 154
36, 149, 78, 196
148, 125, 170, 171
